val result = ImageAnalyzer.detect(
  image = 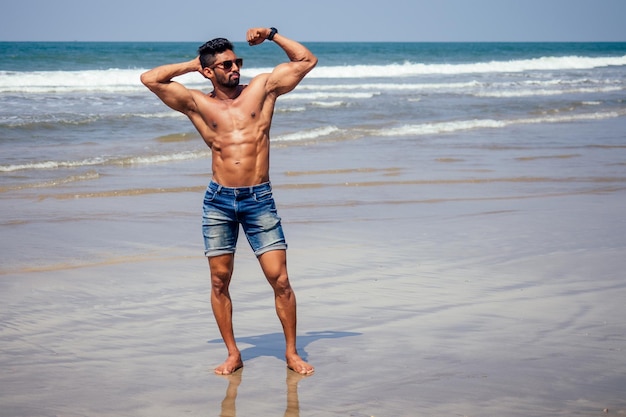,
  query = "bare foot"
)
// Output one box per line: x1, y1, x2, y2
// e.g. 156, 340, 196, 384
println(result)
214, 354, 243, 375
286, 353, 314, 375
